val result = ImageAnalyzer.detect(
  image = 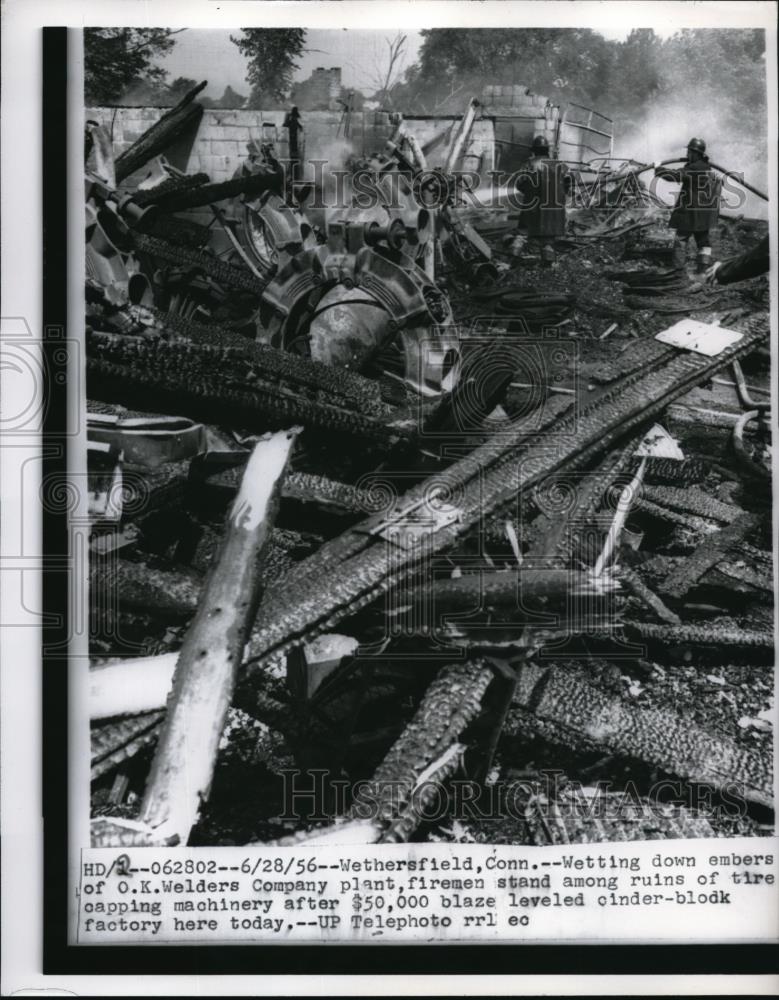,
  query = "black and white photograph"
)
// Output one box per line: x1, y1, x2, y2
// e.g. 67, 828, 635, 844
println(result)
1, 0, 778, 992
84, 15, 774, 853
